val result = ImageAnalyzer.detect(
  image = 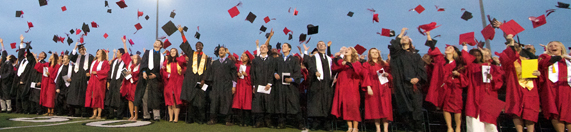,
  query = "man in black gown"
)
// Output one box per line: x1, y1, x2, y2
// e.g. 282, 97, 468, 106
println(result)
13, 35, 36, 114
134, 40, 164, 121
54, 52, 73, 115
105, 48, 127, 119
389, 28, 427, 132
251, 38, 278, 128
0, 39, 15, 113
273, 43, 305, 129
306, 41, 334, 131
206, 46, 237, 125
177, 27, 211, 124
68, 42, 94, 117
